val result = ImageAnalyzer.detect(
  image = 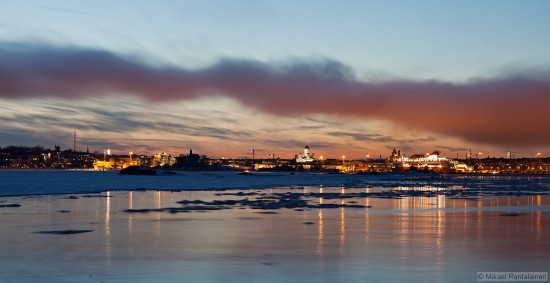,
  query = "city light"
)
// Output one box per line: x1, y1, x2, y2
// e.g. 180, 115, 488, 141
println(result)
0, 144, 547, 174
